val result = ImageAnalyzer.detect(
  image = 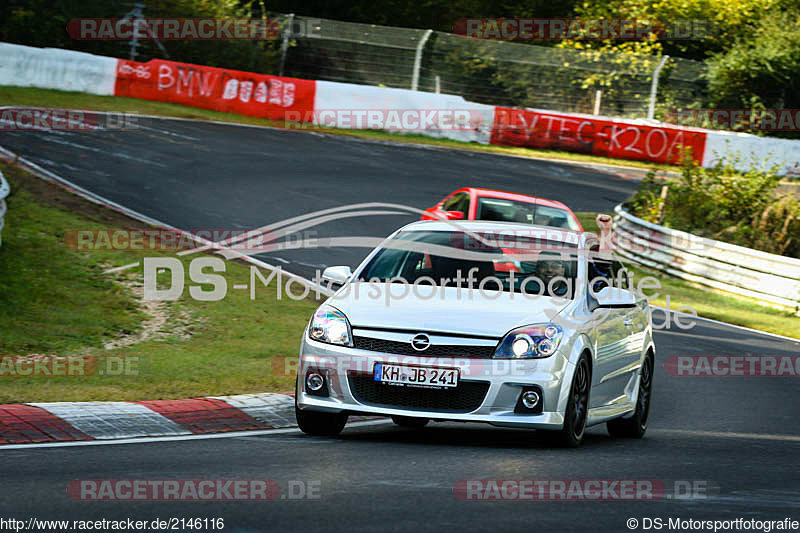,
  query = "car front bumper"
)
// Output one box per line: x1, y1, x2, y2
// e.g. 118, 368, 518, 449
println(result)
297, 333, 573, 430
